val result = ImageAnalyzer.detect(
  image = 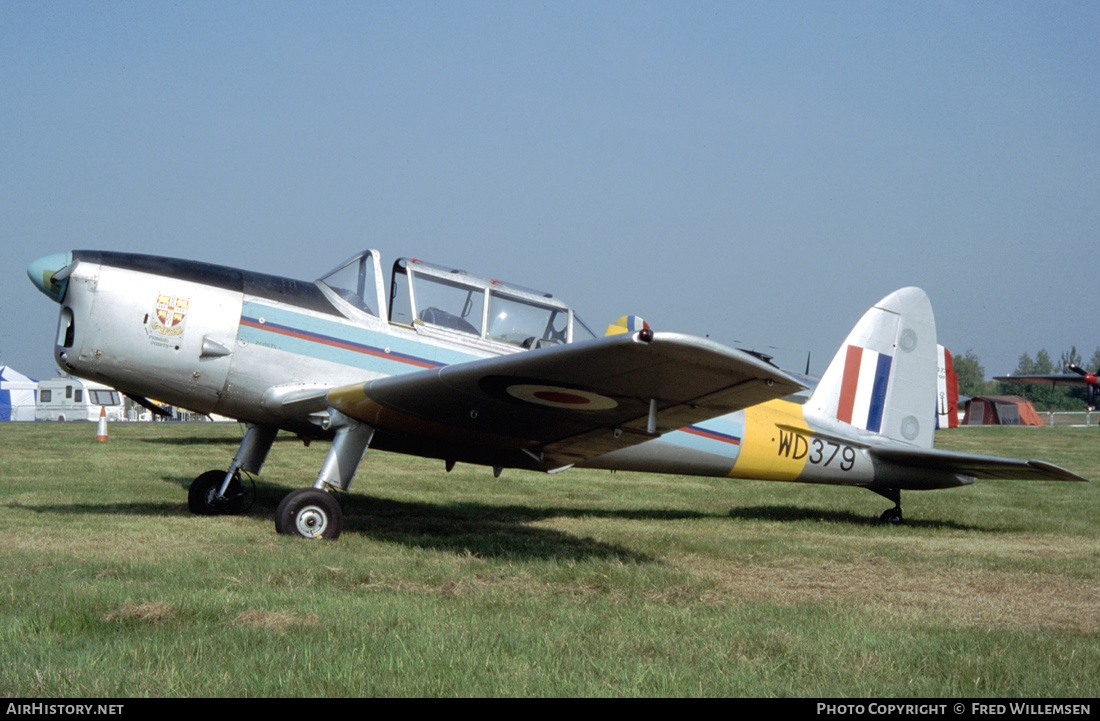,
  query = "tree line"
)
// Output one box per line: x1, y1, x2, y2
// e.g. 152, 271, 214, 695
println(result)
952, 346, 1100, 411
